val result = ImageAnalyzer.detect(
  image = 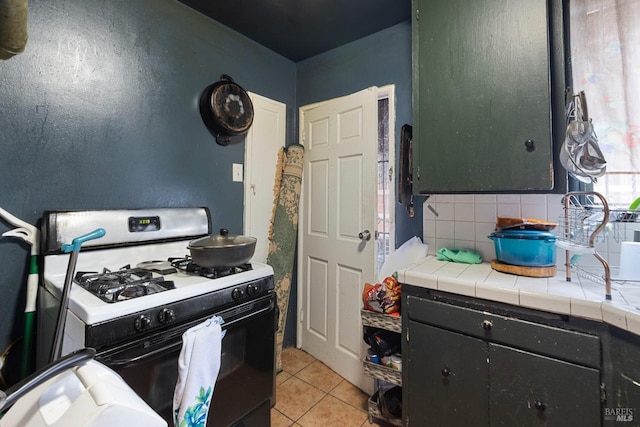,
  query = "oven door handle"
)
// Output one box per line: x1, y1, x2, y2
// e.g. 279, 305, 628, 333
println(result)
221, 301, 275, 330
102, 302, 275, 368
103, 340, 183, 368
